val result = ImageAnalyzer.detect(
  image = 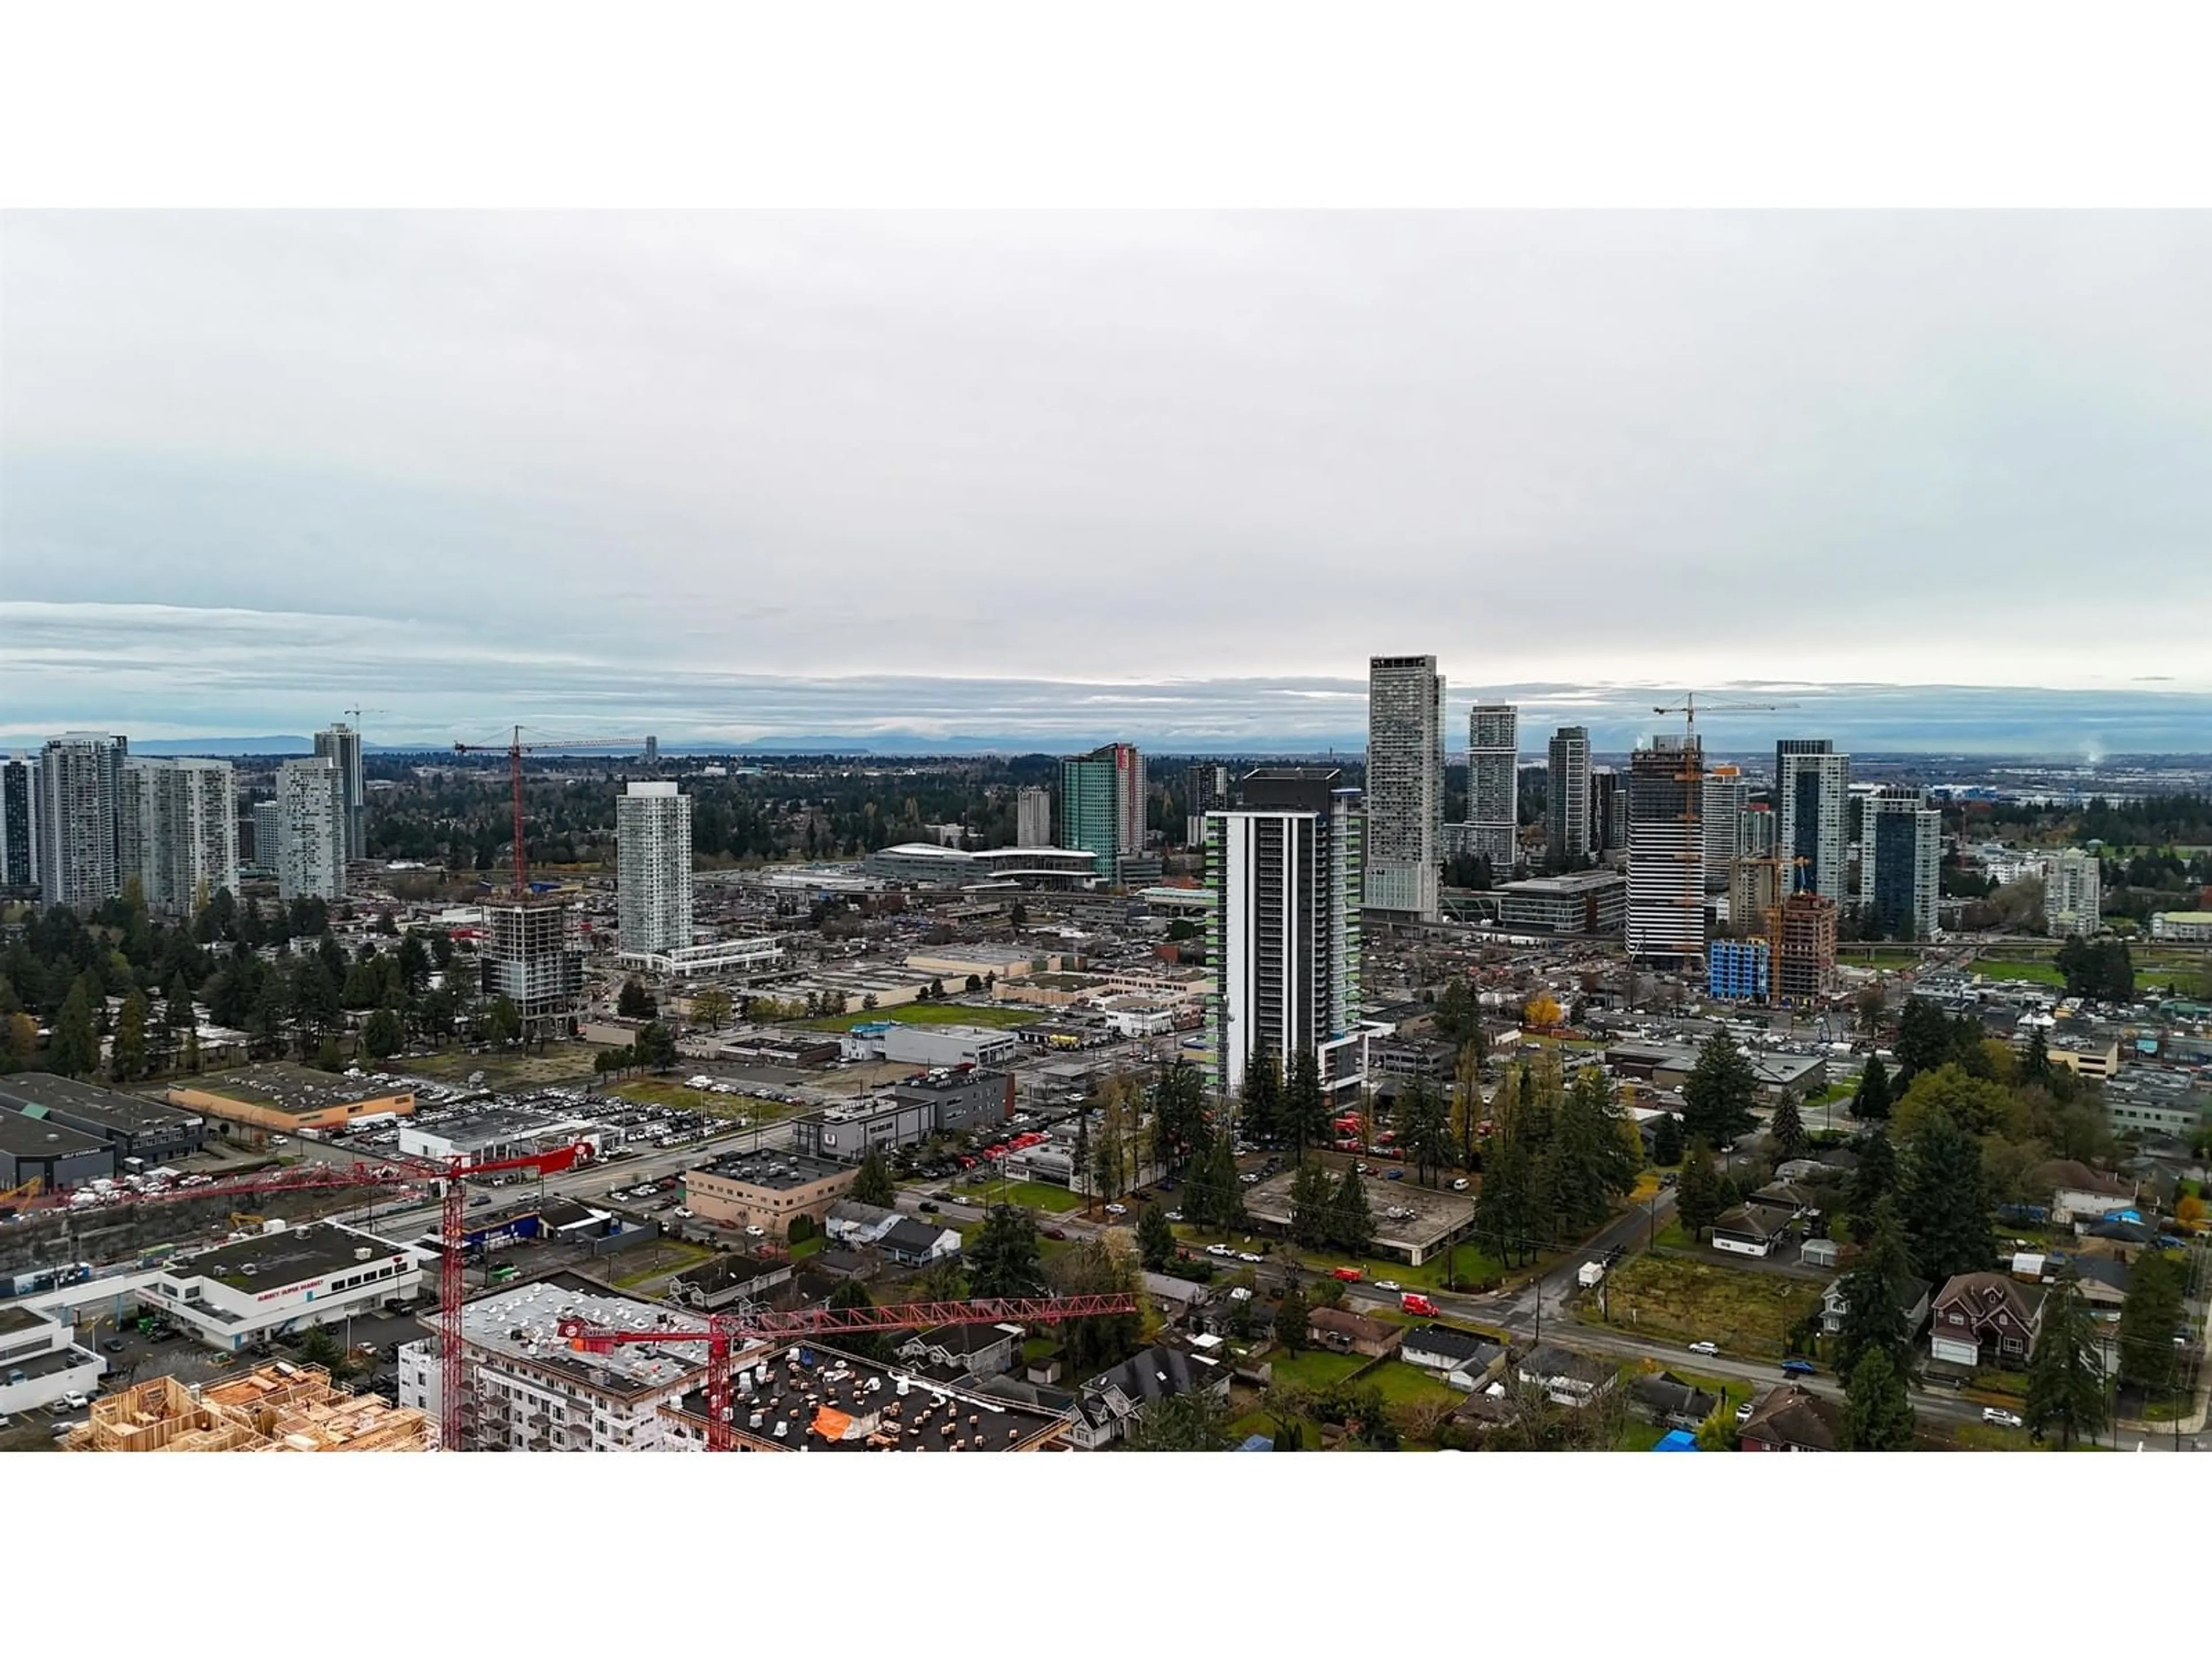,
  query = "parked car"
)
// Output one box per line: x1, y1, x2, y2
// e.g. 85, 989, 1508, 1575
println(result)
1376, 1279, 1402, 1292
1451, 1177, 1469, 1191
1043, 1228, 1069, 1241
1780, 1358, 1817, 1378
1385, 1169, 1405, 1181
1331, 1267, 1362, 1282
1164, 1210, 1184, 1222
100, 1338, 127, 1354
1104, 1203, 1127, 1216
1687, 1340, 1720, 1357
1206, 1244, 1232, 1257
1982, 1407, 2025, 1429
1734, 1400, 1755, 1423
1237, 1251, 1262, 1263
61, 1391, 90, 1410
